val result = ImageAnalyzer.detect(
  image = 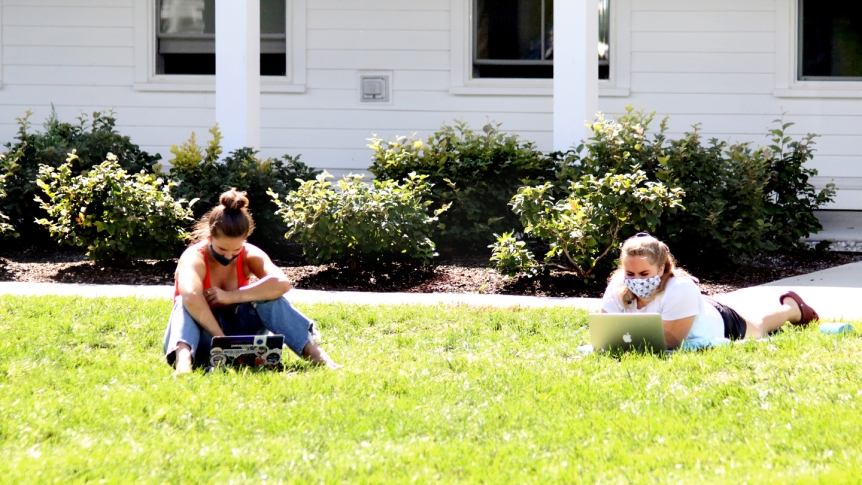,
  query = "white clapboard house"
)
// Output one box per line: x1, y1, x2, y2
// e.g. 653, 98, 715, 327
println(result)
0, 0, 860, 209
